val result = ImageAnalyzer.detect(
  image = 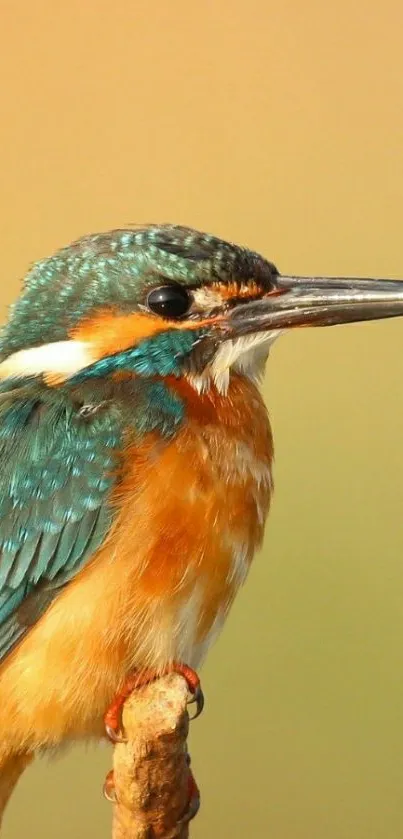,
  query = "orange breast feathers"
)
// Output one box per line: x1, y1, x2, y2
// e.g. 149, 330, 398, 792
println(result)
104, 373, 274, 671
0, 375, 273, 754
